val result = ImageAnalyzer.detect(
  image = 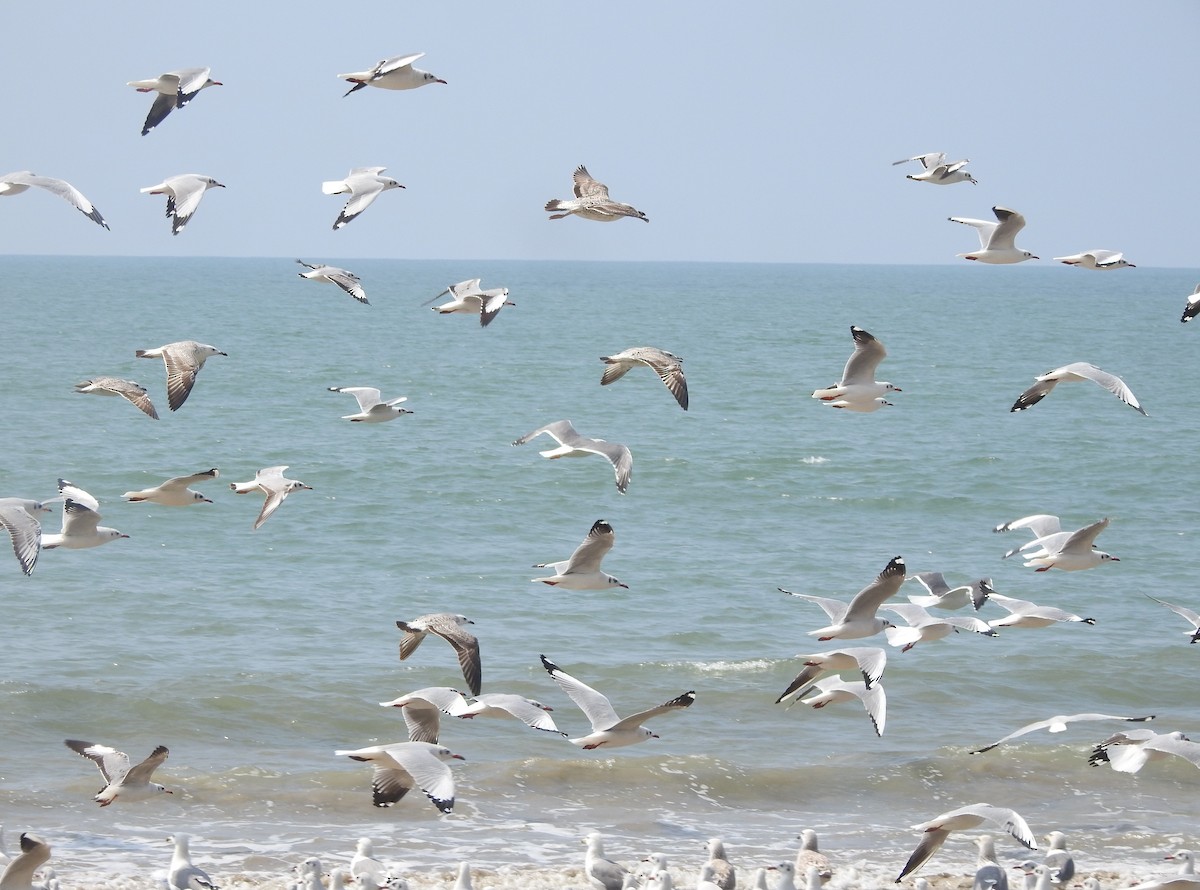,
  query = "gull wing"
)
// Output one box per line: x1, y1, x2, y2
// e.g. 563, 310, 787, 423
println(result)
948, 216, 997, 249
972, 713, 1155, 754
123, 745, 169, 784
385, 744, 456, 812
332, 387, 384, 411
65, 740, 130, 784
541, 655, 621, 731
377, 53, 425, 76
473, 693, 565, 734
608, 690, 696, 732
1059, 362, 1147, 415
987, 206, 1027, 250
512, 419, 578, 447
325, 267, 368, 303
994, 514, 1062, 538
1058, 518, 1110, 554
892, 152, 946, 168
6, 172, 109, 229
160, 468, 220, 490
172, 67, 212, 105
840, 326, 886, 385
843, 556, 906, 622
572, 165, 610, 199
779, 590, 850, 624
0, 501, 41, 575
169, 177, 211, 233
430, 618, 481, 697
1144, 593, 1200, 636
858, 681, 886, 736
142, 91, 178, 134
563, 520, 616, 573
335, 179, 386, 229
60, 500, 102, 535
57, 479, 100, 511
